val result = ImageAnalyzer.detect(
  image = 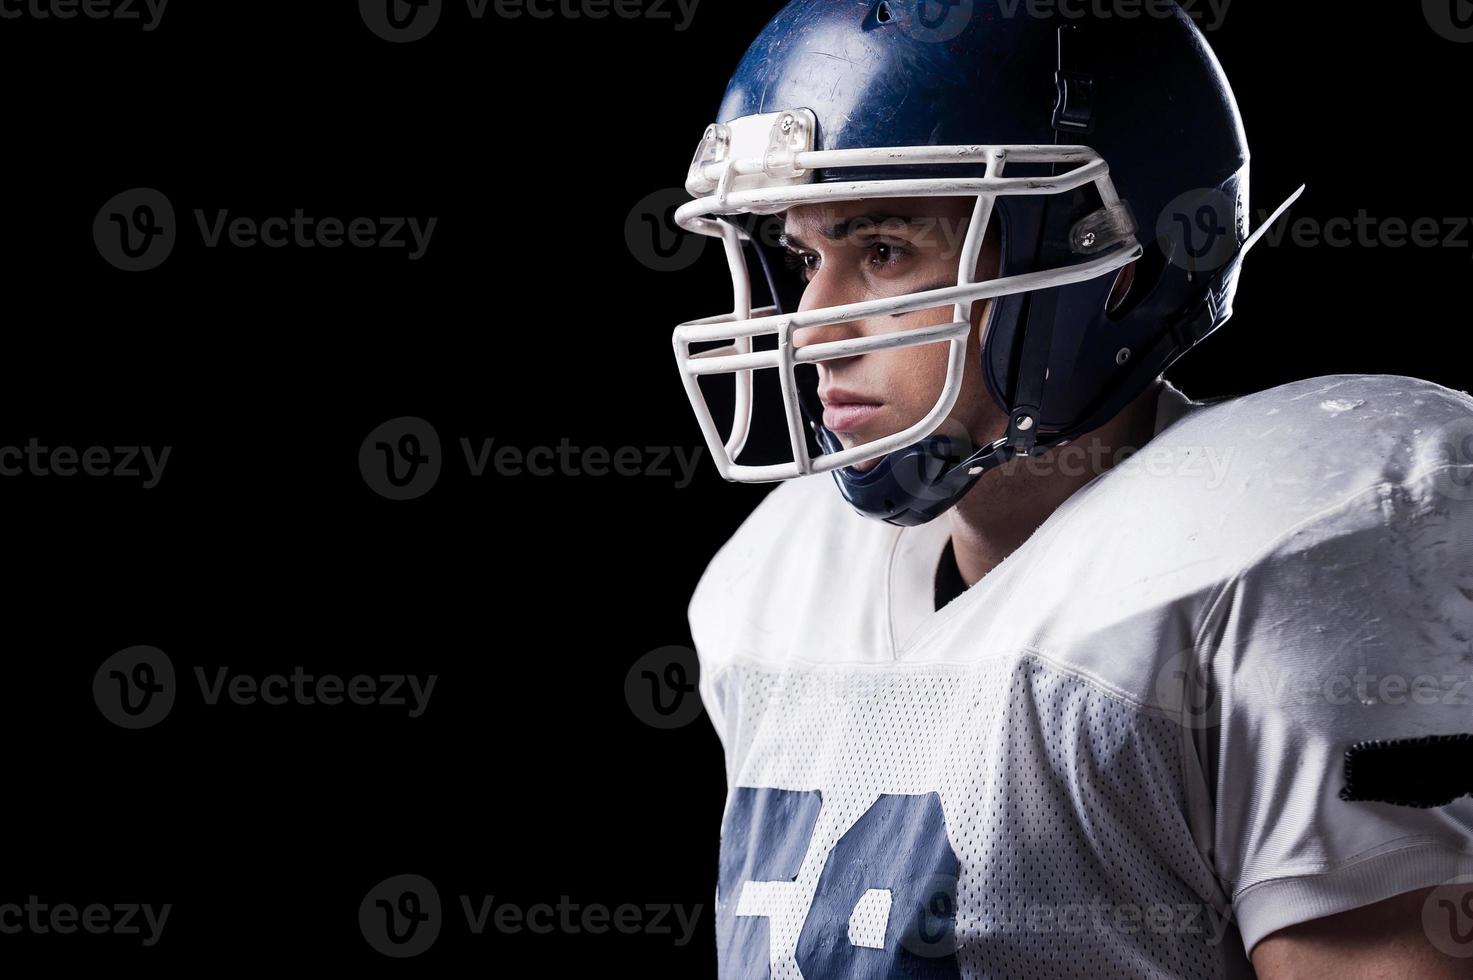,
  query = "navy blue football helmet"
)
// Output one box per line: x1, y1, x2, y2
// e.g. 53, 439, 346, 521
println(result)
671, 0, 1301, 525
